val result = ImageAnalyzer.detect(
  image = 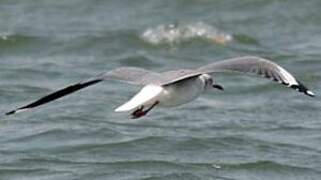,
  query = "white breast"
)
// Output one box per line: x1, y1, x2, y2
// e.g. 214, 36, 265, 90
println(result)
158, 76, 206, 107
114, 75, 206, 112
